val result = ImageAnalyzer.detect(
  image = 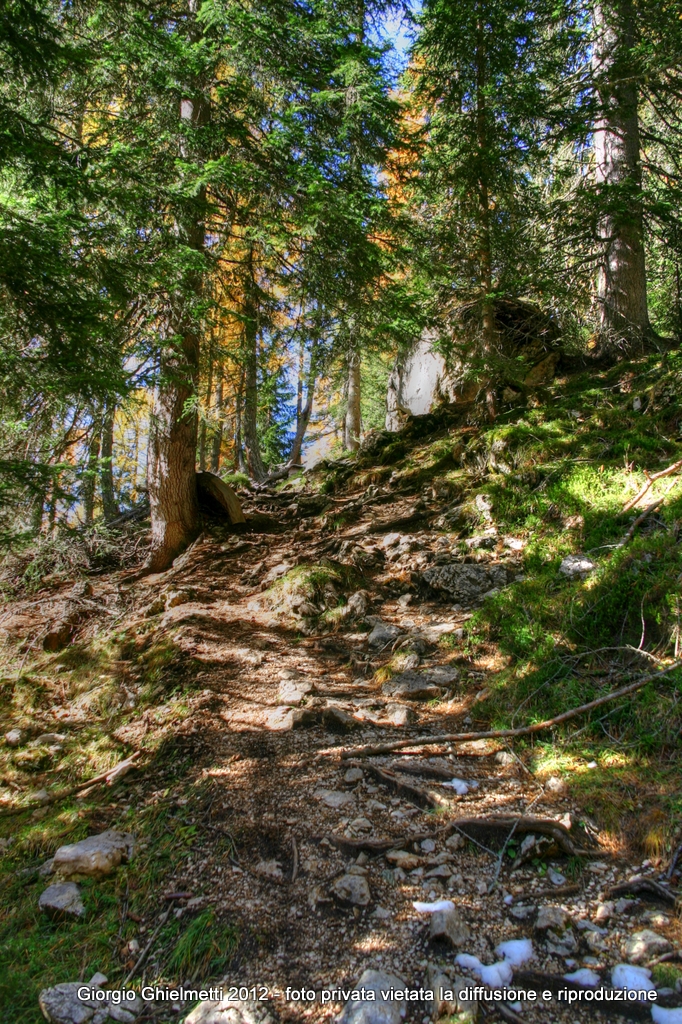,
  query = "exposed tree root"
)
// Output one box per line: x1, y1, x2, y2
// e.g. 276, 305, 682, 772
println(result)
607, 875, 678, 906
